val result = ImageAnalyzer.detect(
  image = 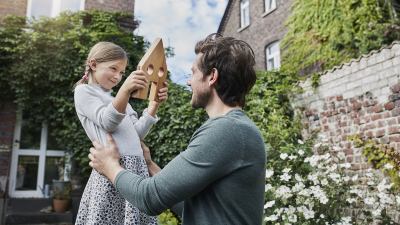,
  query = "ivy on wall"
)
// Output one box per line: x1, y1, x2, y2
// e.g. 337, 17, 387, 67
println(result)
281, 0, 400, 76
